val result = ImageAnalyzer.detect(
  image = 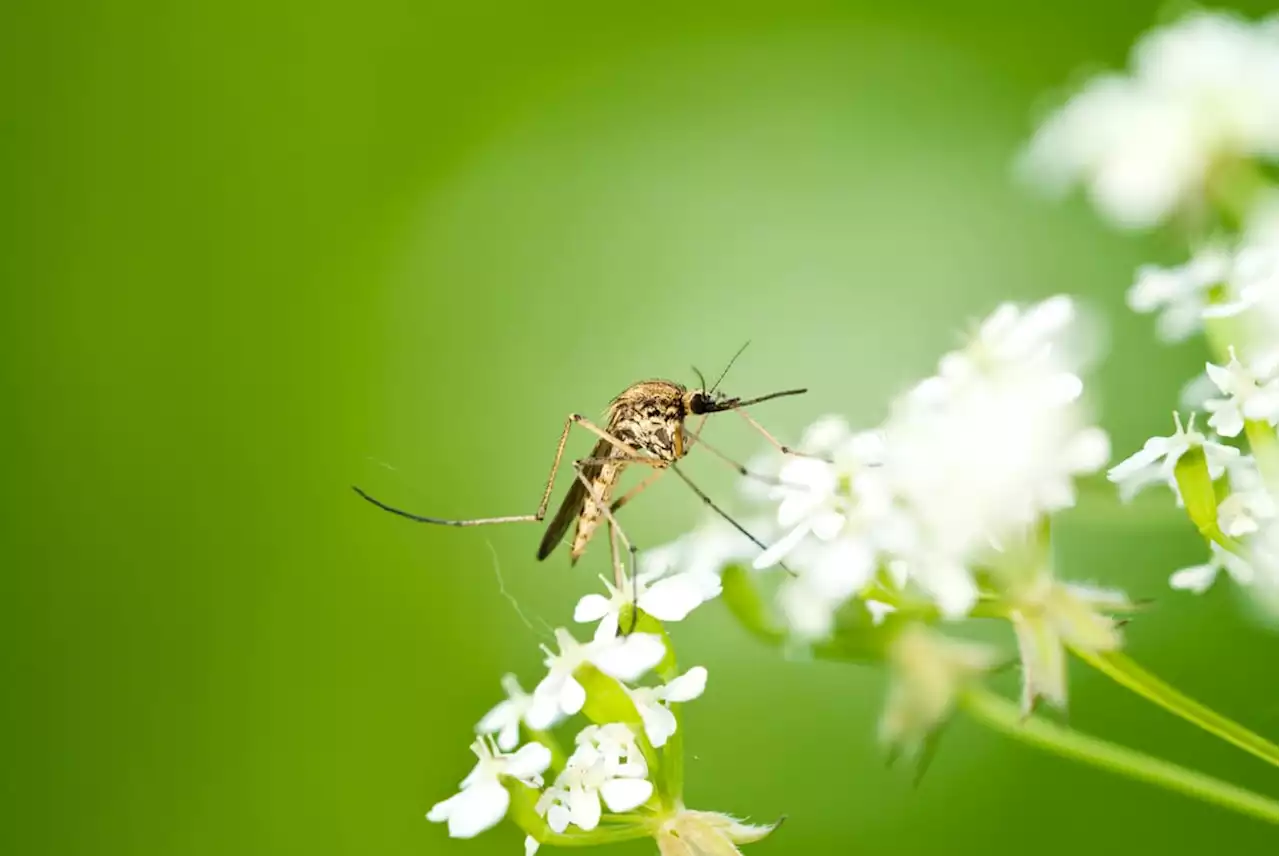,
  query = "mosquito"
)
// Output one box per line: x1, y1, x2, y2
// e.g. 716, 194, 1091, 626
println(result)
352, 350, 808, 598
